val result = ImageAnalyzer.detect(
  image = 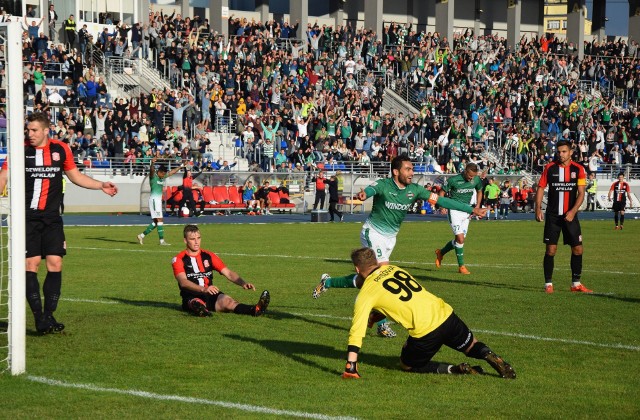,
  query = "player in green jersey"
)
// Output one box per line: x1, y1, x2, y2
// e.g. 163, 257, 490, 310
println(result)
137, 156, 183, 245
435, 163, 483, 275
313, 156, 487, 337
